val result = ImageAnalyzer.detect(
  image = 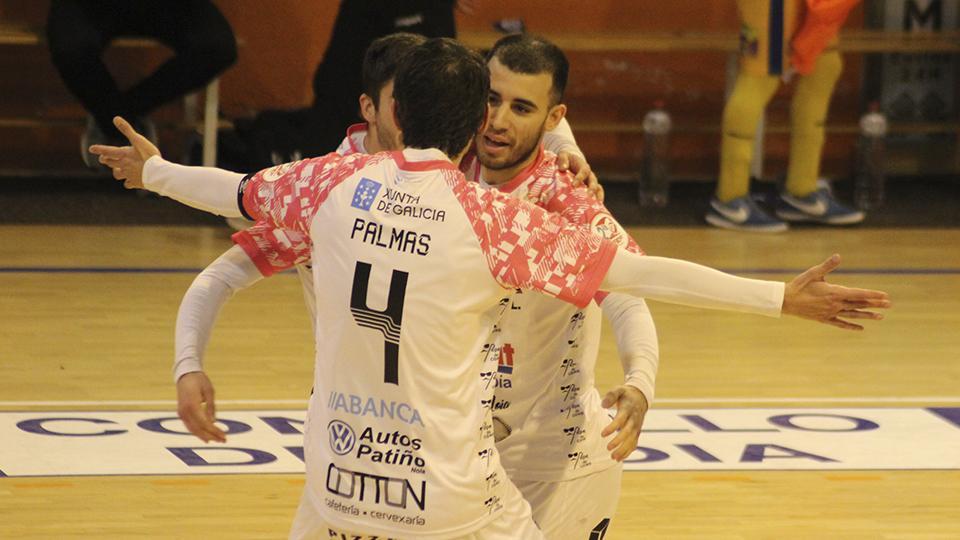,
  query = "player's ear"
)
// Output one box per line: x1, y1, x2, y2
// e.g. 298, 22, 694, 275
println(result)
544, 103, 566, 132
359, 94, 376, 124
391, 100, 401, 133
